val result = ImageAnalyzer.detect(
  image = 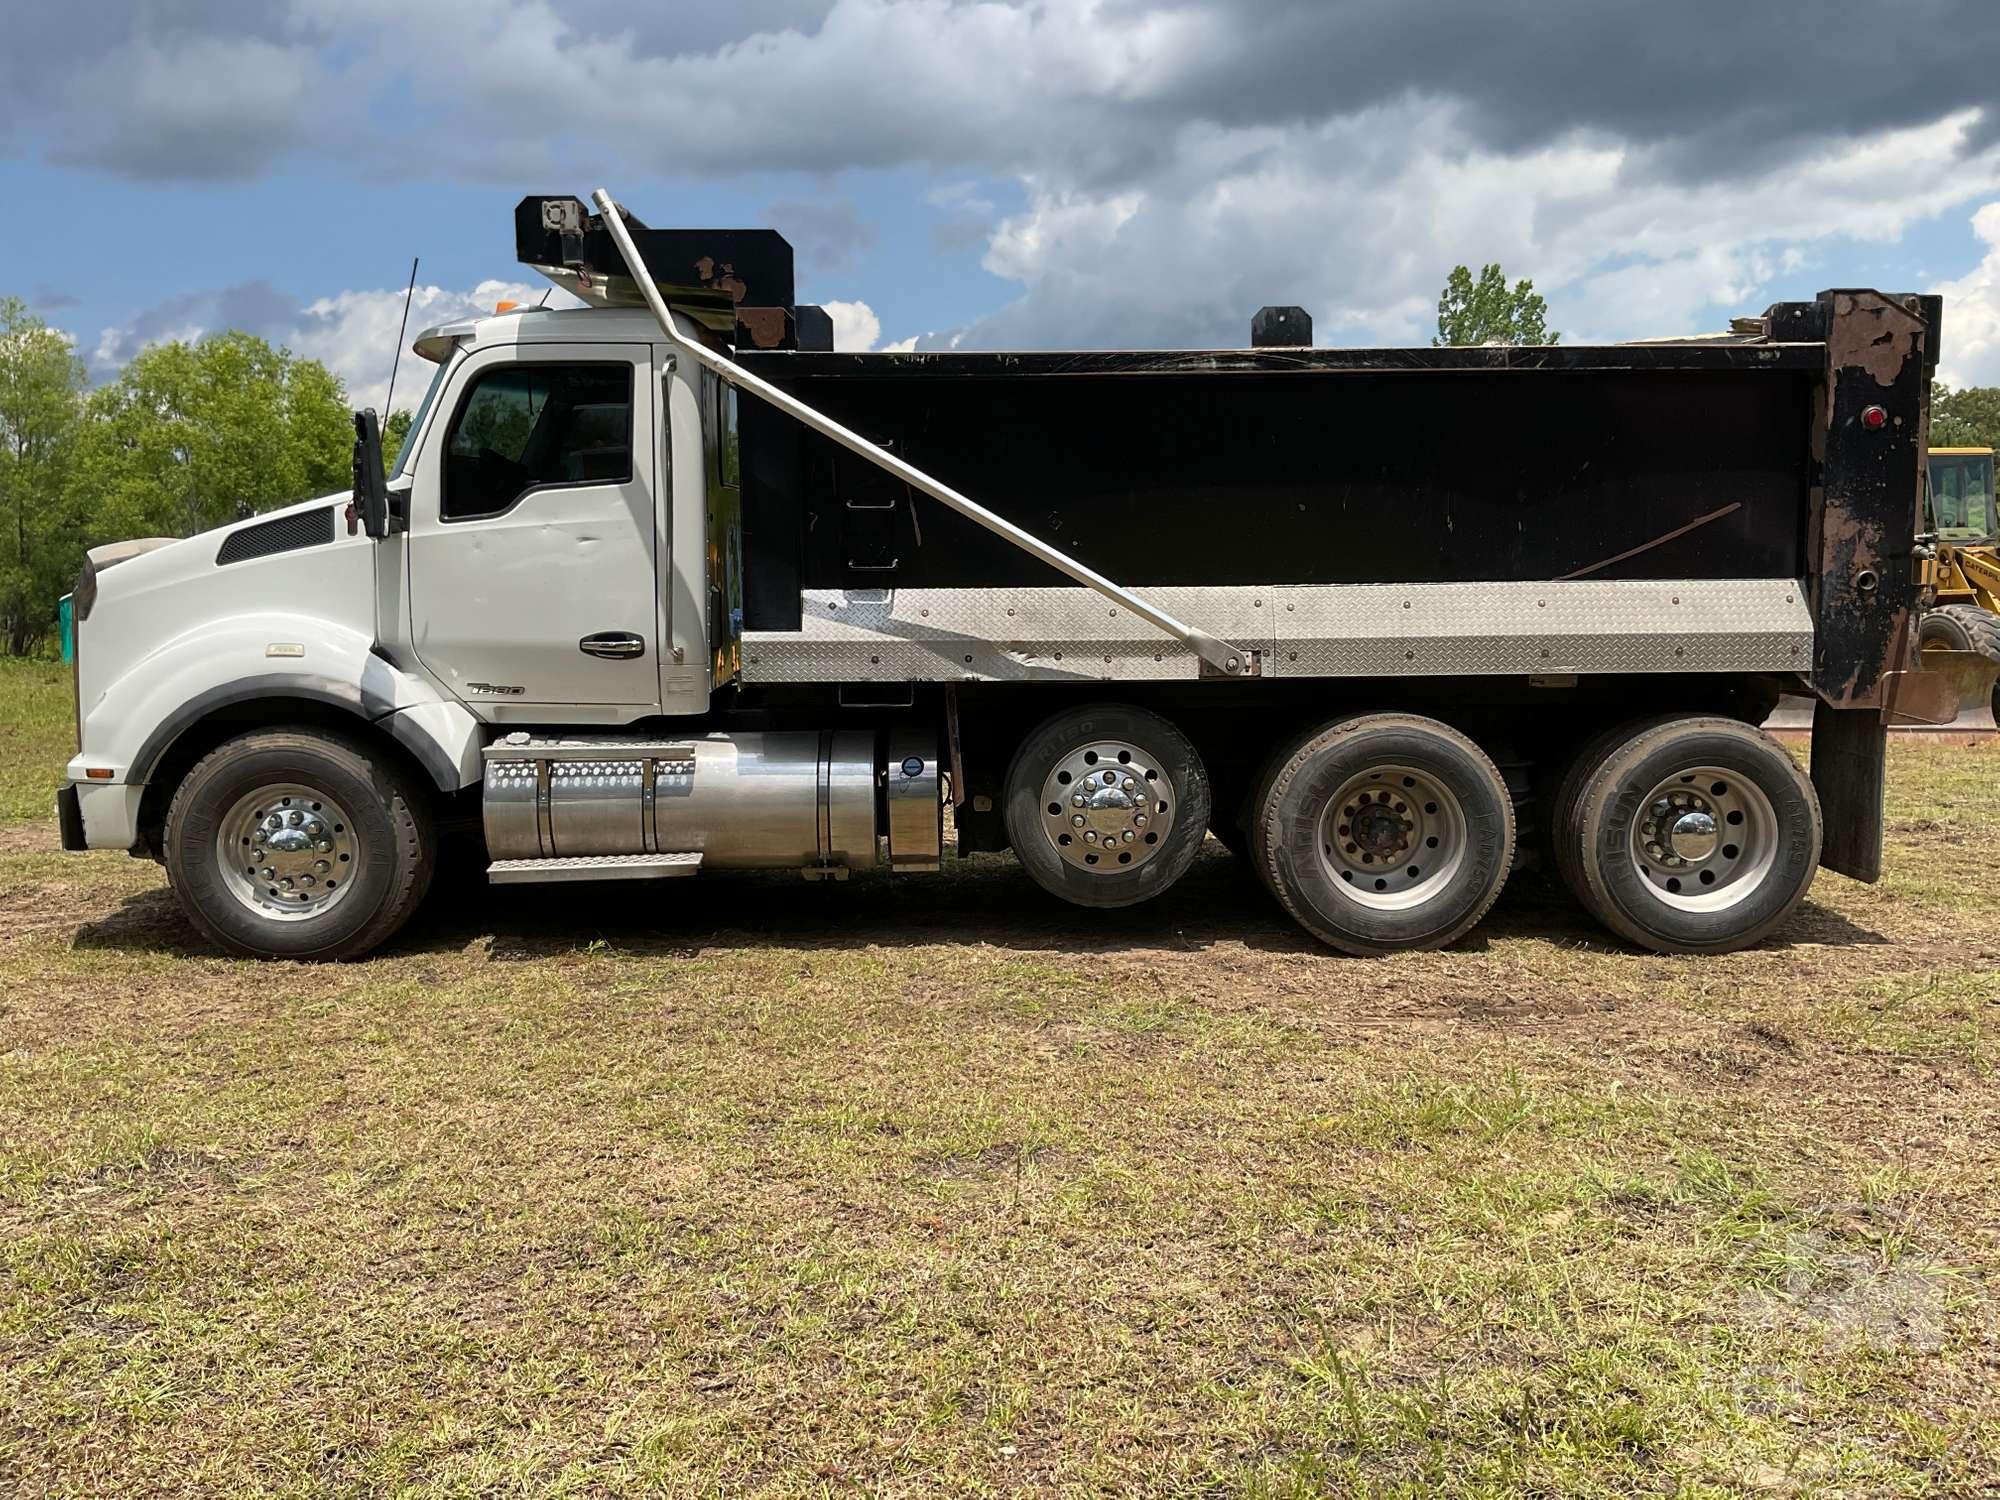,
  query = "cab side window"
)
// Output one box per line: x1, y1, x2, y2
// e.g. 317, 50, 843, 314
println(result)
442, 363, 632, 520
